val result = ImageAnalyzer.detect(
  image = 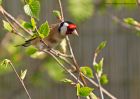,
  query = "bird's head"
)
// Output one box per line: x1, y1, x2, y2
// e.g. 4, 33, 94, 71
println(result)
58, 21, 78, 36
